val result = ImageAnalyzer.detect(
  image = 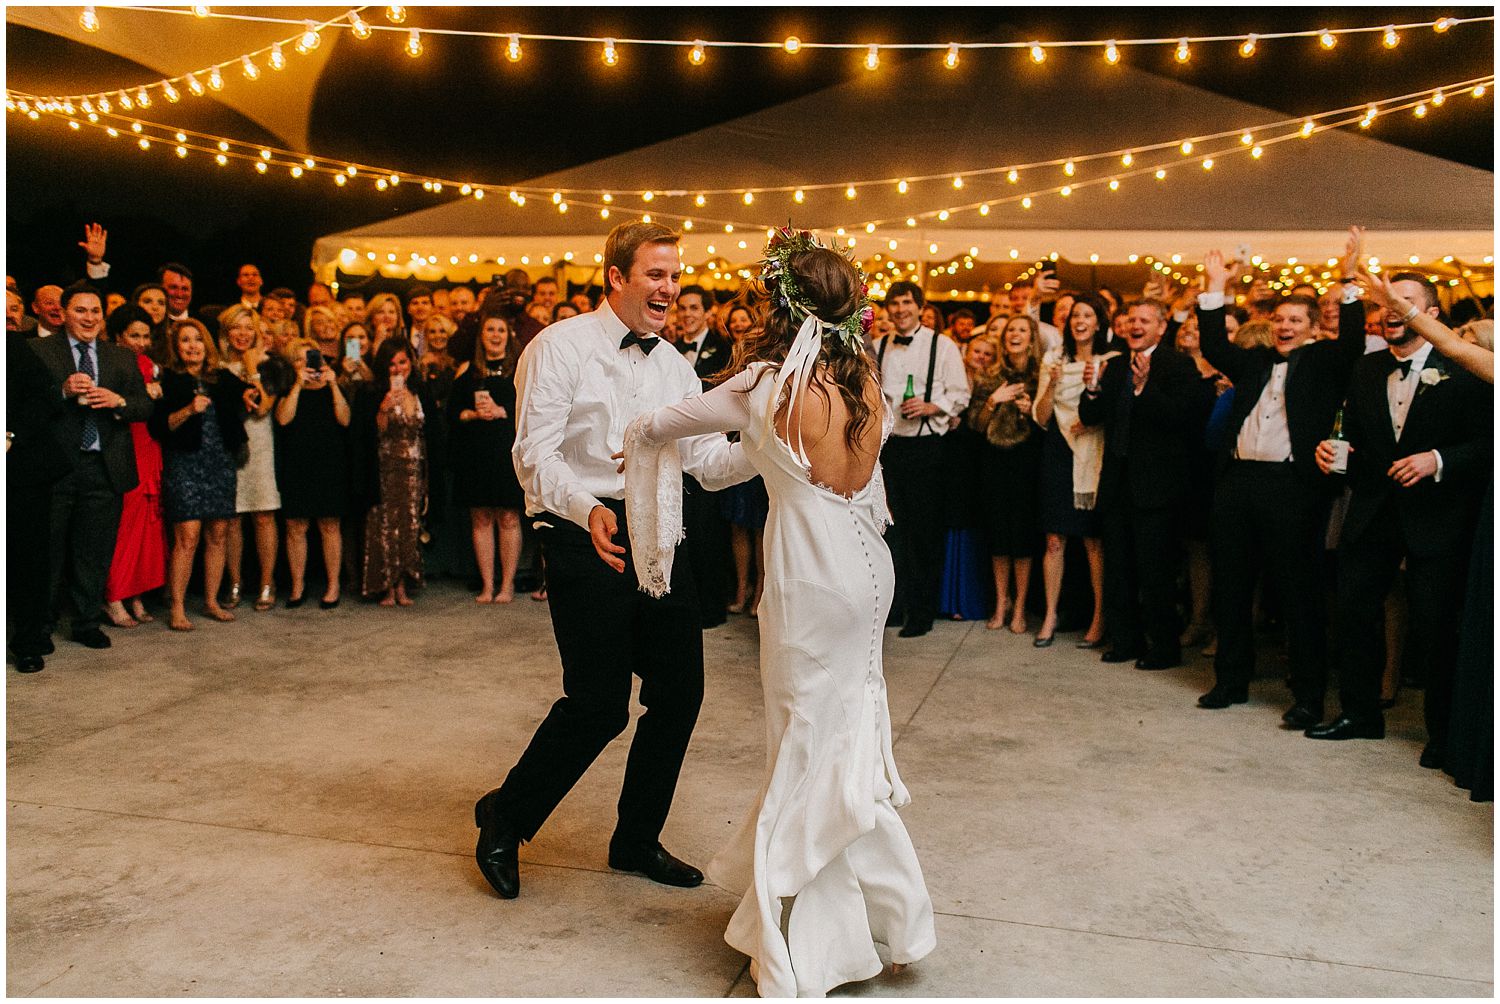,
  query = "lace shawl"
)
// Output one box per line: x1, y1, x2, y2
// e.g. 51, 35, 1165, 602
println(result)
622, 414, 684, 598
